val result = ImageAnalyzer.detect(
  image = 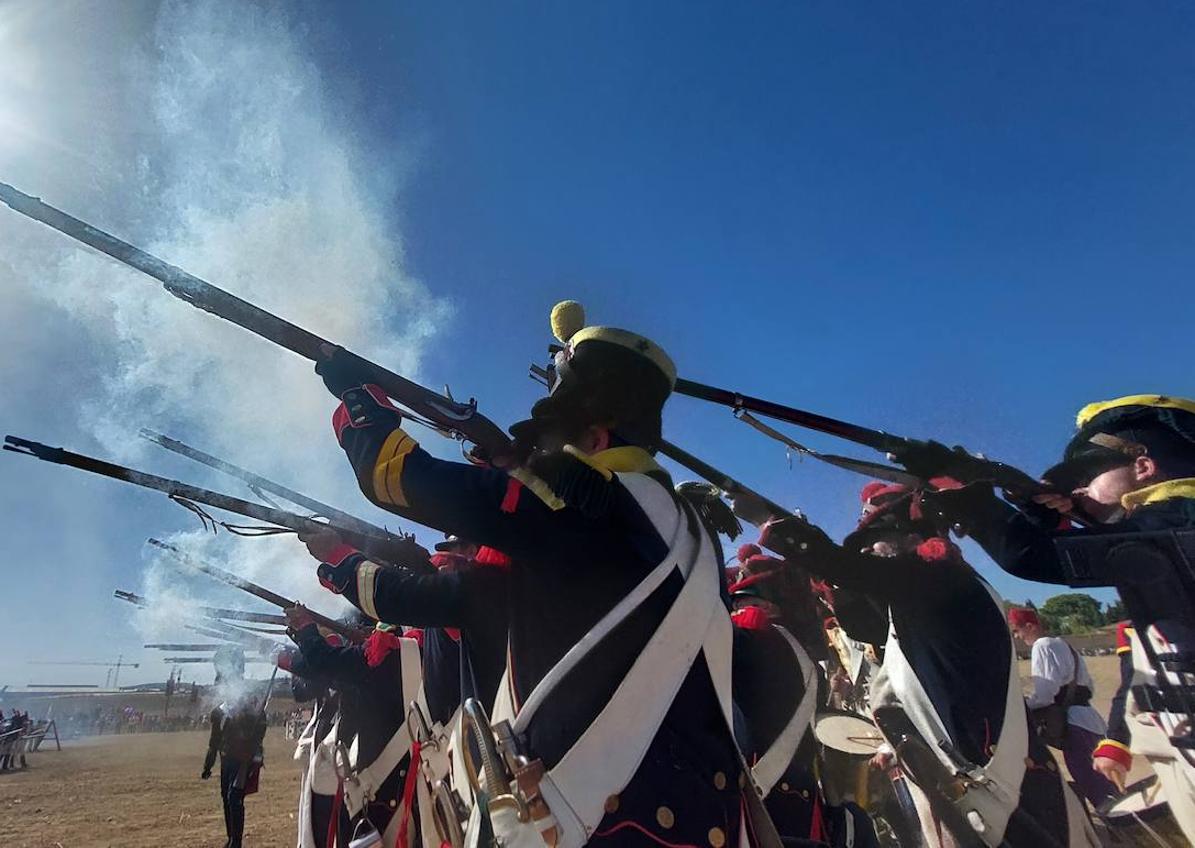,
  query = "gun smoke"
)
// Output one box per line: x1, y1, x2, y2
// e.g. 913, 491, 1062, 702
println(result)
0, 1, 448, 684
